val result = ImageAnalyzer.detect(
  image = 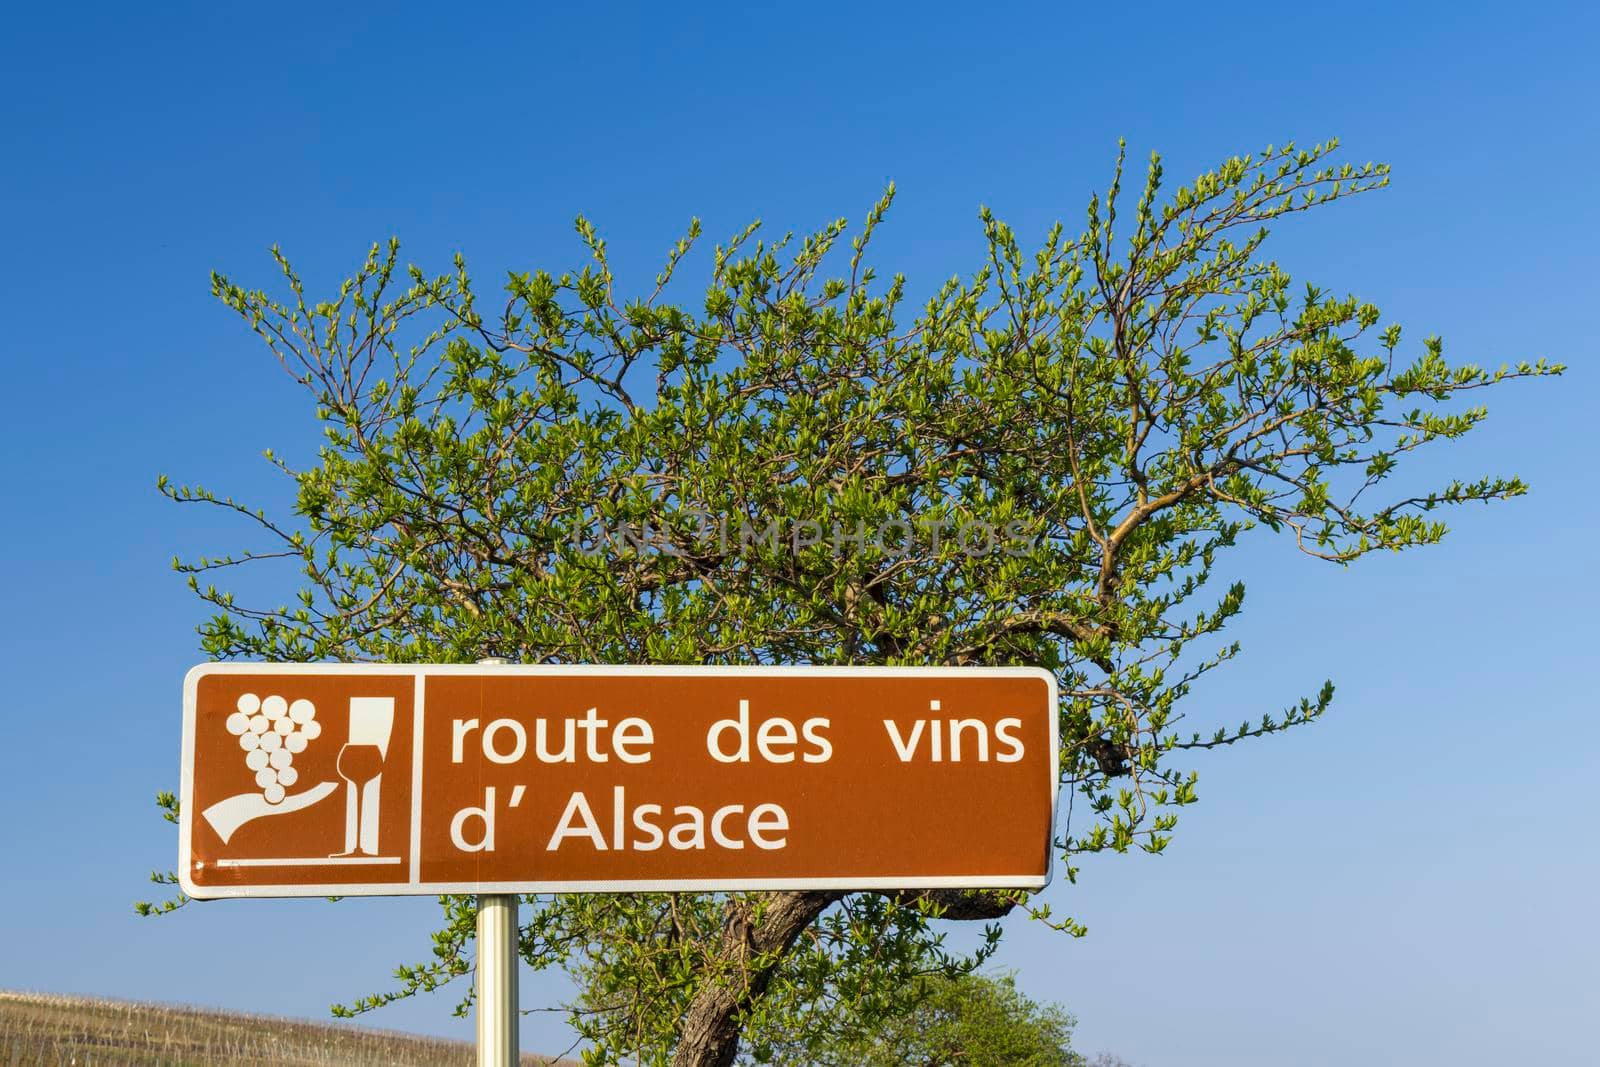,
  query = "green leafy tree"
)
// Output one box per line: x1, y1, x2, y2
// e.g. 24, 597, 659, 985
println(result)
145, 139, 1558, 1066
744, 971, 1081, 1066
